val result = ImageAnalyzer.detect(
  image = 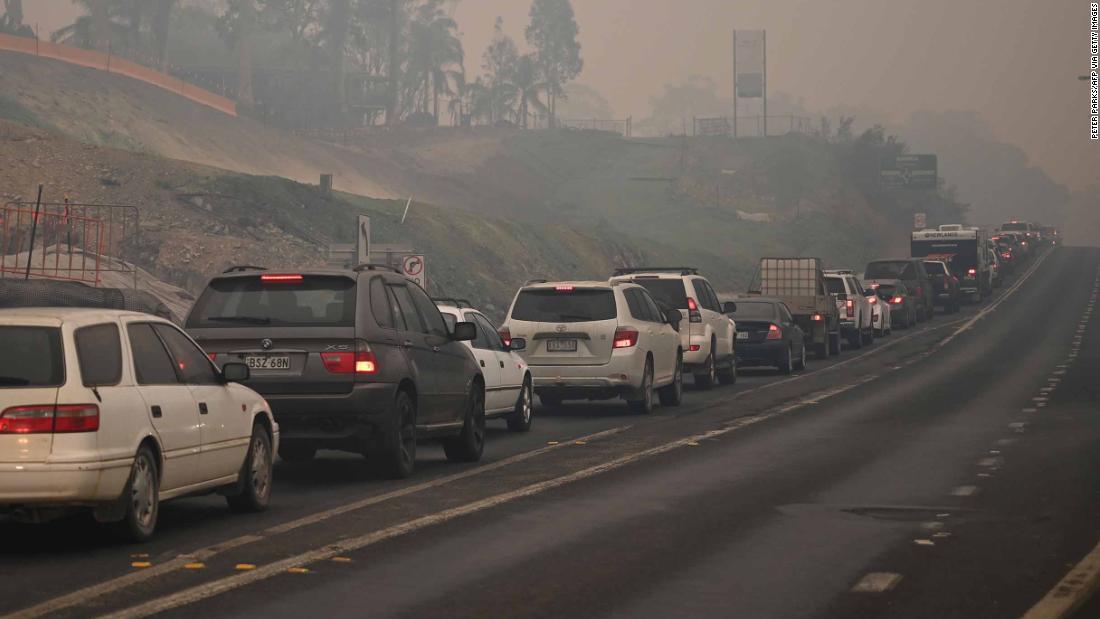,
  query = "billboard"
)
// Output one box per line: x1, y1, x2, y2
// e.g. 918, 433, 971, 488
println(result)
881, 155, 938, 189
735, 30, 765, 98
